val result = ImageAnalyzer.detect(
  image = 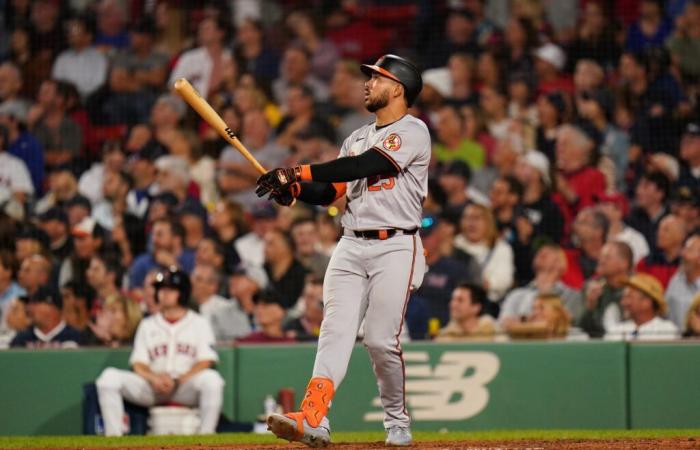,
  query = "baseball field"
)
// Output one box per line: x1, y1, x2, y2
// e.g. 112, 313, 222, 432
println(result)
1, 429, 699, 450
